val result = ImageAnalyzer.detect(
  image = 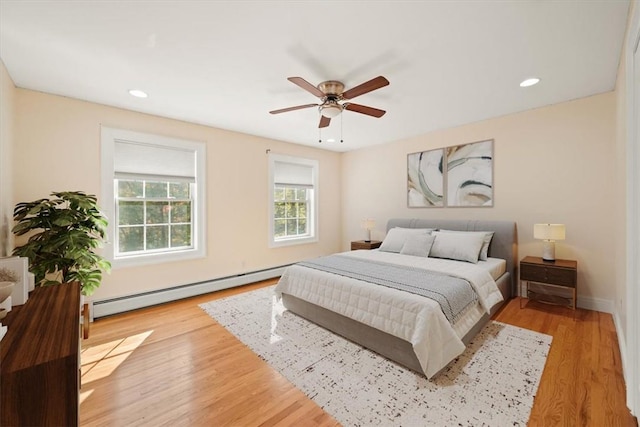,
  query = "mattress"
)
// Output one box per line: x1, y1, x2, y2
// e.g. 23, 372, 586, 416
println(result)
275, 250, 504, 378
478, 257, 507, 280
